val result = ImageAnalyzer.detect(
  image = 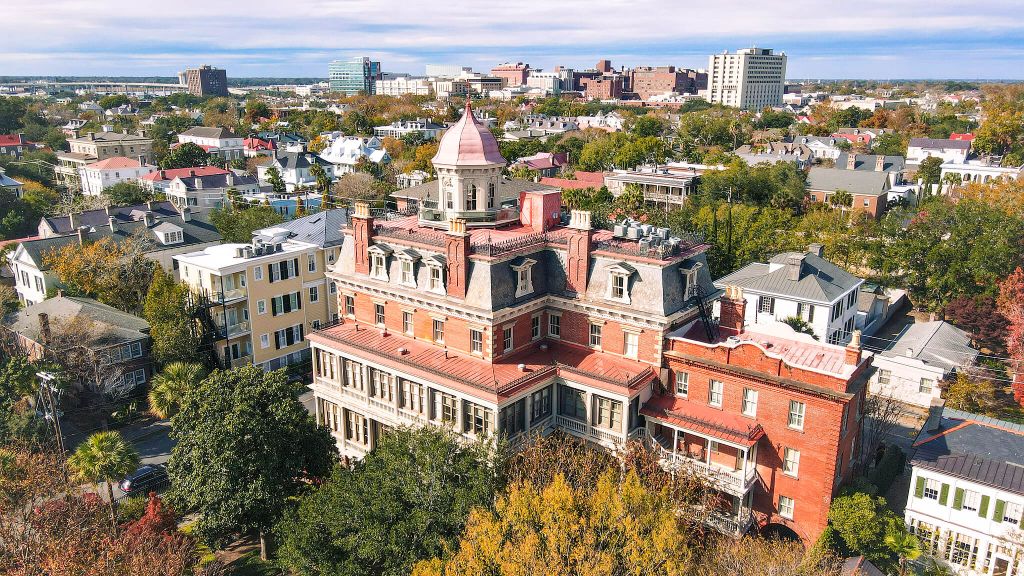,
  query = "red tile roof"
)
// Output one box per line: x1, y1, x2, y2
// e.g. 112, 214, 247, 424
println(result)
139, 166, 229, 181
949, 133, 976, 141
0, 134, 24, 147
308, 320, 655, 401
85, 156, 143, 170
540, 171, 606, 190
640, 394, 765, 446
